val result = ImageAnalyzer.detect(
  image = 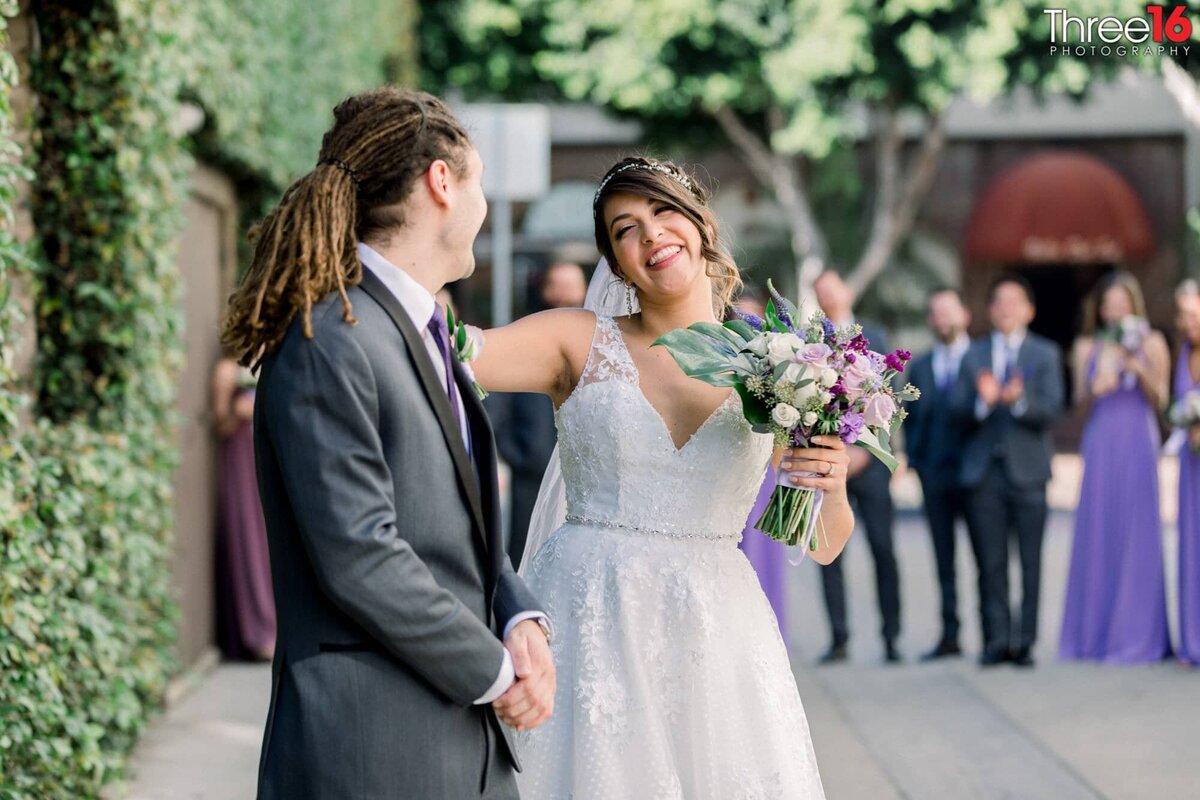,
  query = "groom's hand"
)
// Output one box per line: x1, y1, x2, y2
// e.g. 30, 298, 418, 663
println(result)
493, 620, 555, 731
